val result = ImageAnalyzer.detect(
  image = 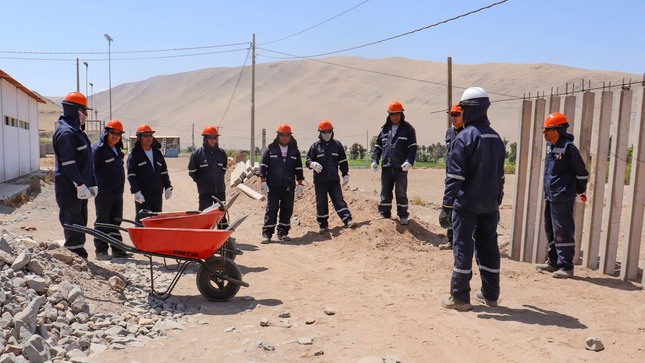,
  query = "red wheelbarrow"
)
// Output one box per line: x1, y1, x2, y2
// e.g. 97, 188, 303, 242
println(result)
63, 214, 249, 302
